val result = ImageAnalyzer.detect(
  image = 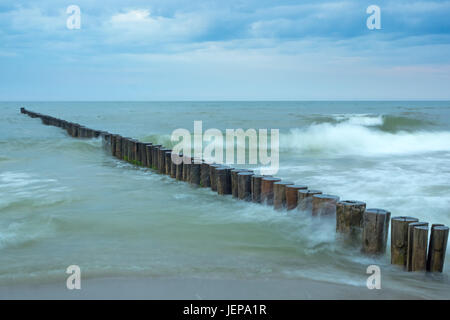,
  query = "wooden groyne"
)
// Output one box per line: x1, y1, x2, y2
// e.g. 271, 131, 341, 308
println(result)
20, 107, 449, 273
